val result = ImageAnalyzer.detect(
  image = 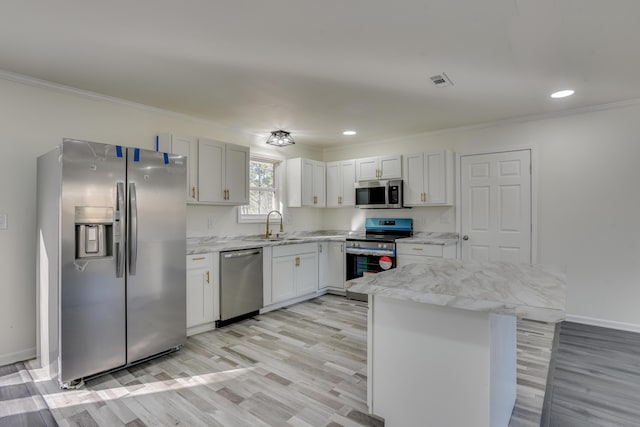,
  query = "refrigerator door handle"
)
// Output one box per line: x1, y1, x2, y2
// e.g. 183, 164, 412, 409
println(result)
128, 182, 138, 275
116, 182, 126, 278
